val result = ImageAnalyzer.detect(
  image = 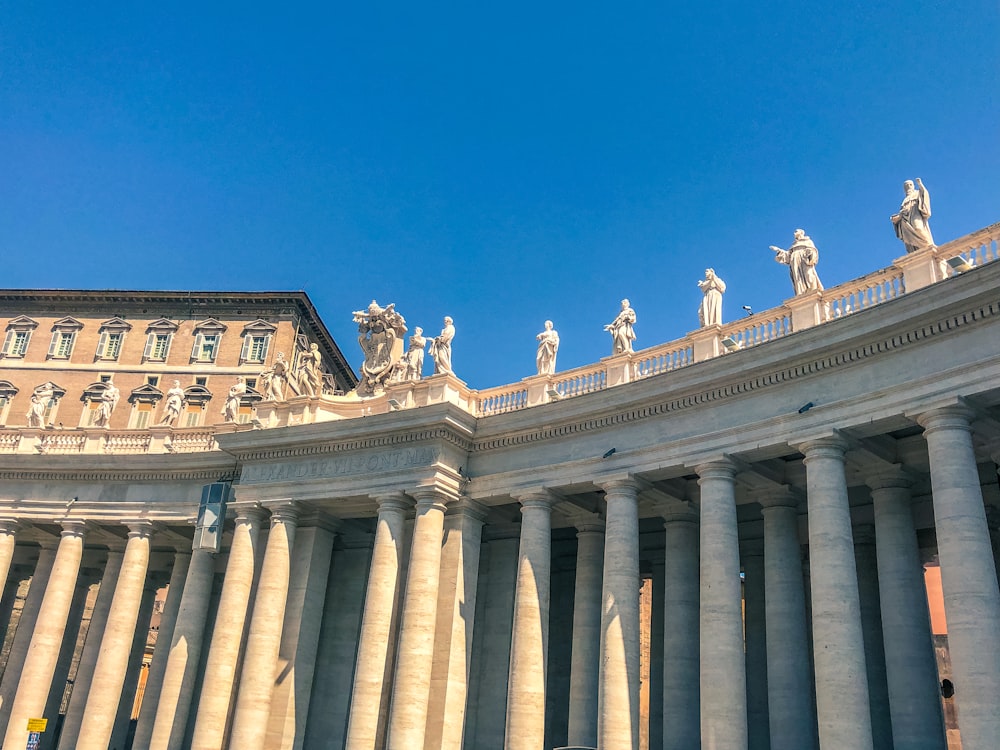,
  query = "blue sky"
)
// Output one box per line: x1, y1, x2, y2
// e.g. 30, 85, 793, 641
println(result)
2, 2, 998, 390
